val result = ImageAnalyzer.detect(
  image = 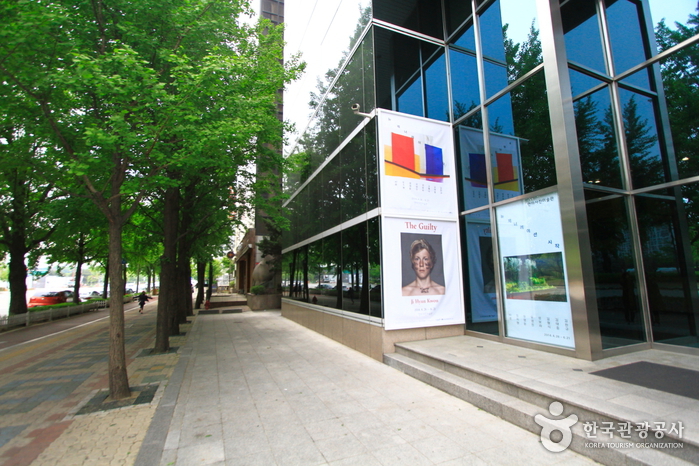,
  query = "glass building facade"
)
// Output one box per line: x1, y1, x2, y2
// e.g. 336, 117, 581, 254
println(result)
281, 0, 699, 360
